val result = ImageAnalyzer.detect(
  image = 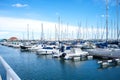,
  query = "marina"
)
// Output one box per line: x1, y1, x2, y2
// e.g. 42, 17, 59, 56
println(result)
0, 0, 120, 80
0, 40, 120, 80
